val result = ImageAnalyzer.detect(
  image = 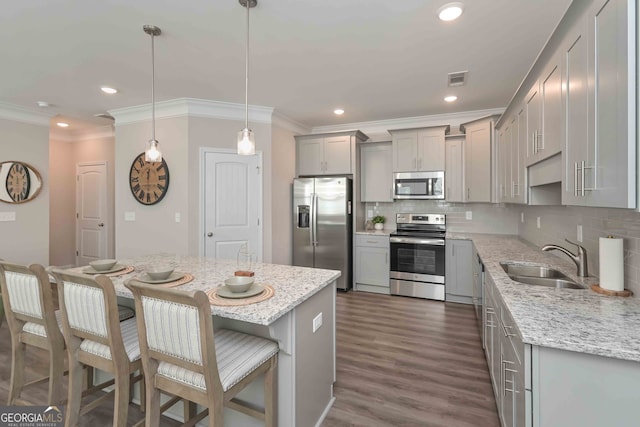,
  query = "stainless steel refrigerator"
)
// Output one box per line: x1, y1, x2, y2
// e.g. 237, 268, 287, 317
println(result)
292, 177, 352, 290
